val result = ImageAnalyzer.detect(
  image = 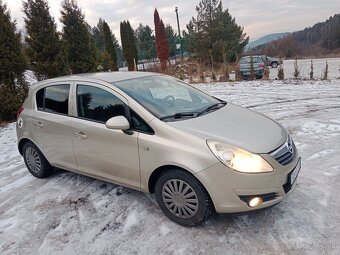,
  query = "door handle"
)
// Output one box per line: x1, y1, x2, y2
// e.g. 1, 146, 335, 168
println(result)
33, 121, 44, 128
74, 131, 88, 139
